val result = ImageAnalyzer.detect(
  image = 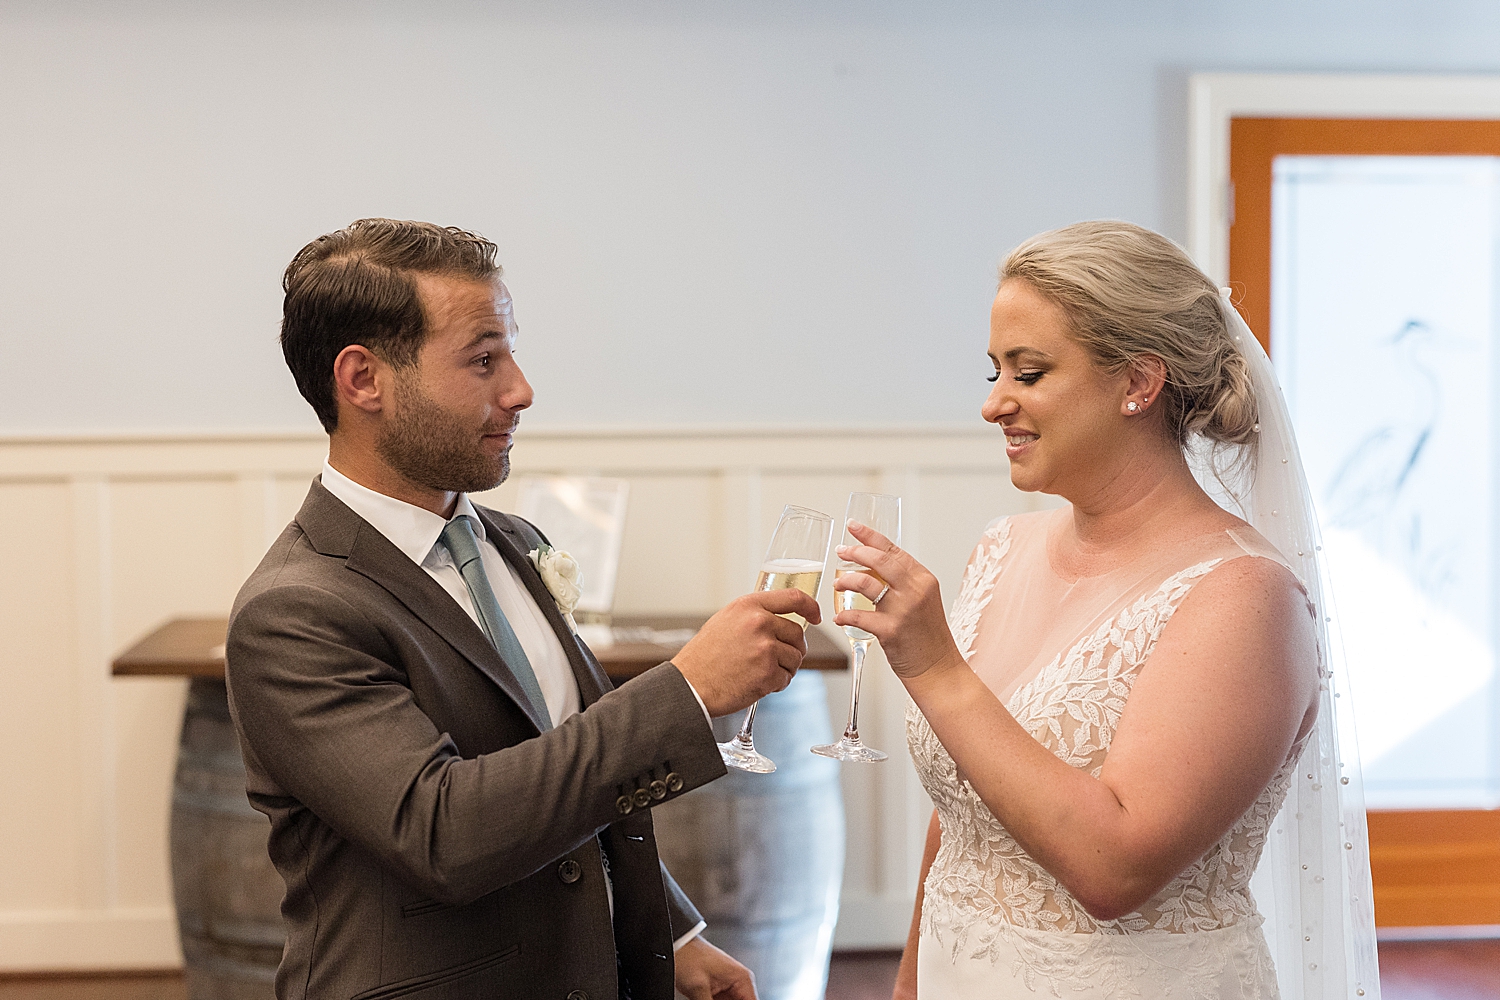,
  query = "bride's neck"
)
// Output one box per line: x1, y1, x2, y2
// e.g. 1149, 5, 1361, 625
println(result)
1061, 441, 1218, 558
